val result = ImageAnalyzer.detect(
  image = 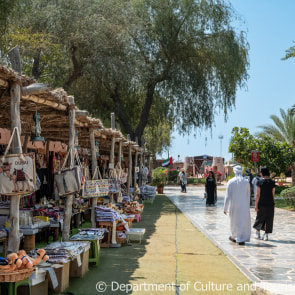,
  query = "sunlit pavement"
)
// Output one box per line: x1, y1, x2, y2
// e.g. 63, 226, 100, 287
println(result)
165, 185, 295, 295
